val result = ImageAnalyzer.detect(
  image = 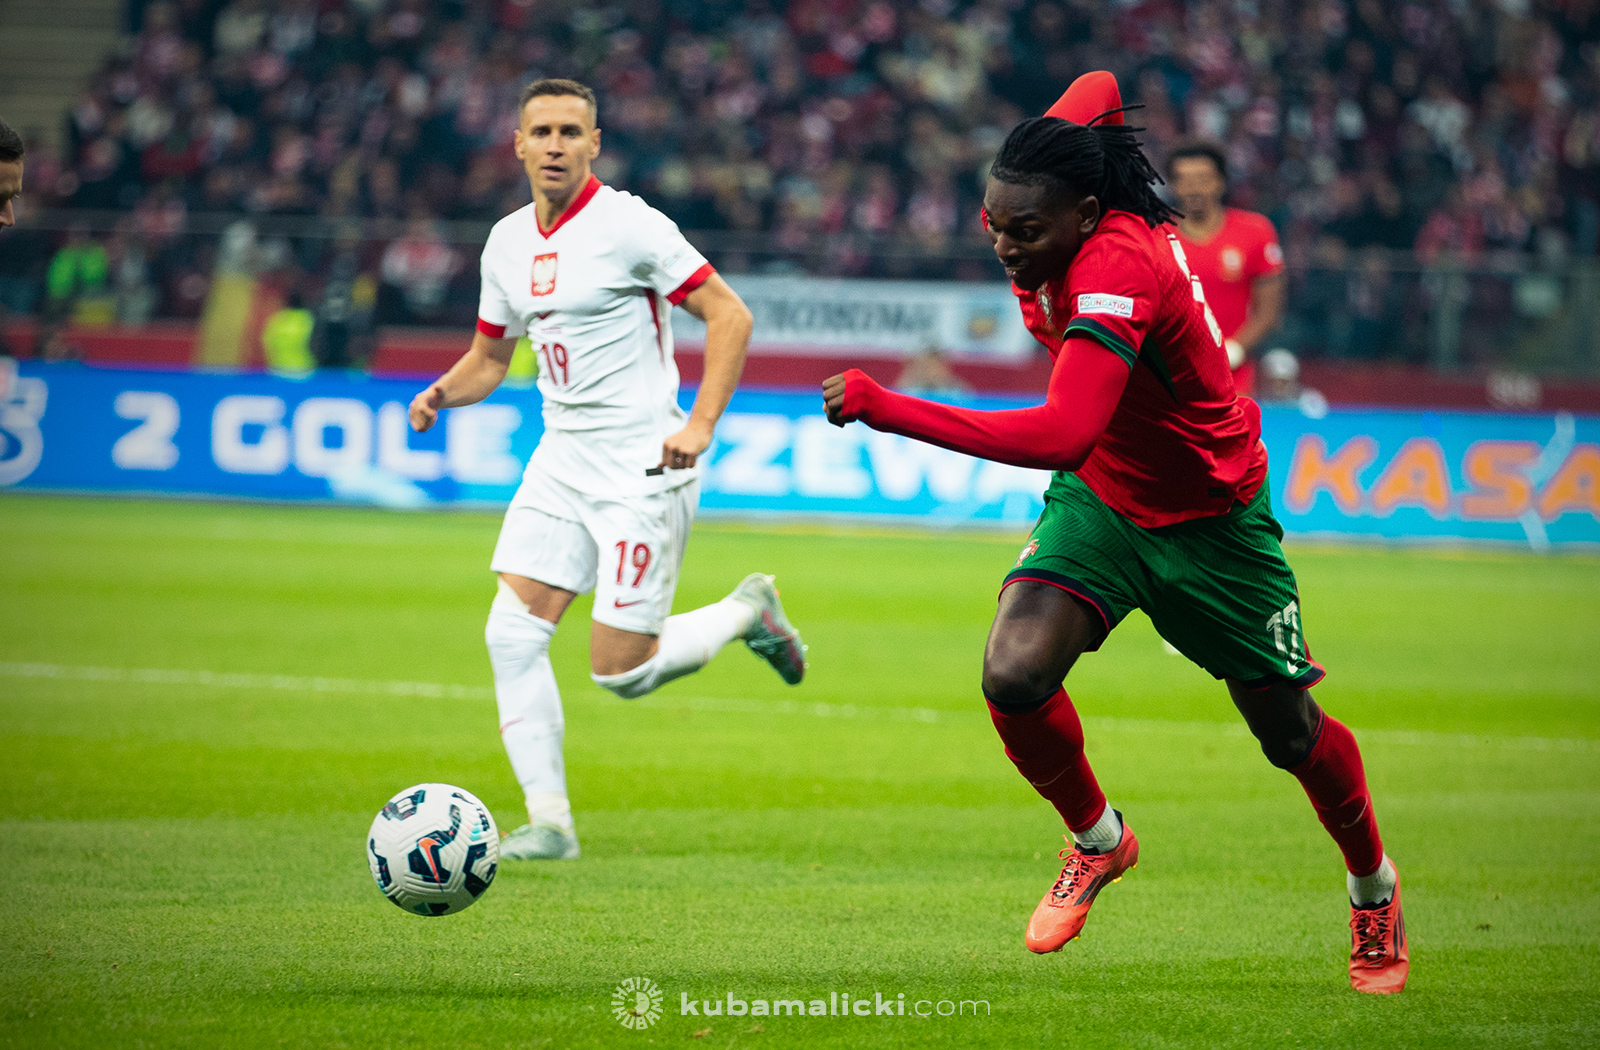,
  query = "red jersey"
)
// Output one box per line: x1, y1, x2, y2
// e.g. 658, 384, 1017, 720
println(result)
1173, 207, 1283, 341
1015, 211, 1267, 526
